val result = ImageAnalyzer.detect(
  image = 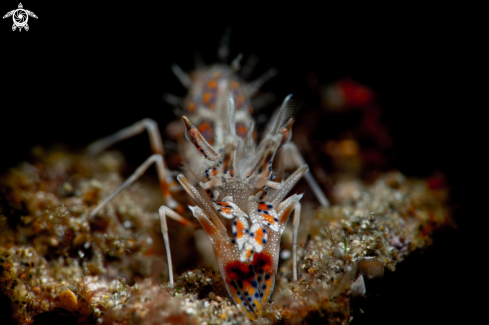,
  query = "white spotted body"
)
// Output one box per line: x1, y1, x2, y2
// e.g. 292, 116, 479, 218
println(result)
176, 63, 308, 320
87, 45, 322, 320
